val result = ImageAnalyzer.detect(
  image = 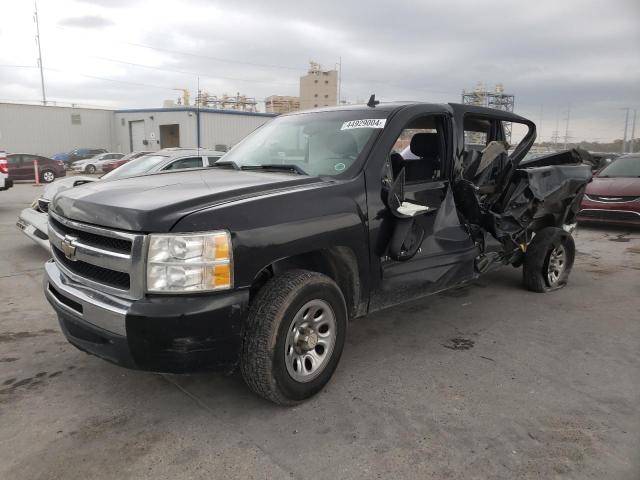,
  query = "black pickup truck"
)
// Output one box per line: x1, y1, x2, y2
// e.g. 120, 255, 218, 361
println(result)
43, 100, 591, 405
